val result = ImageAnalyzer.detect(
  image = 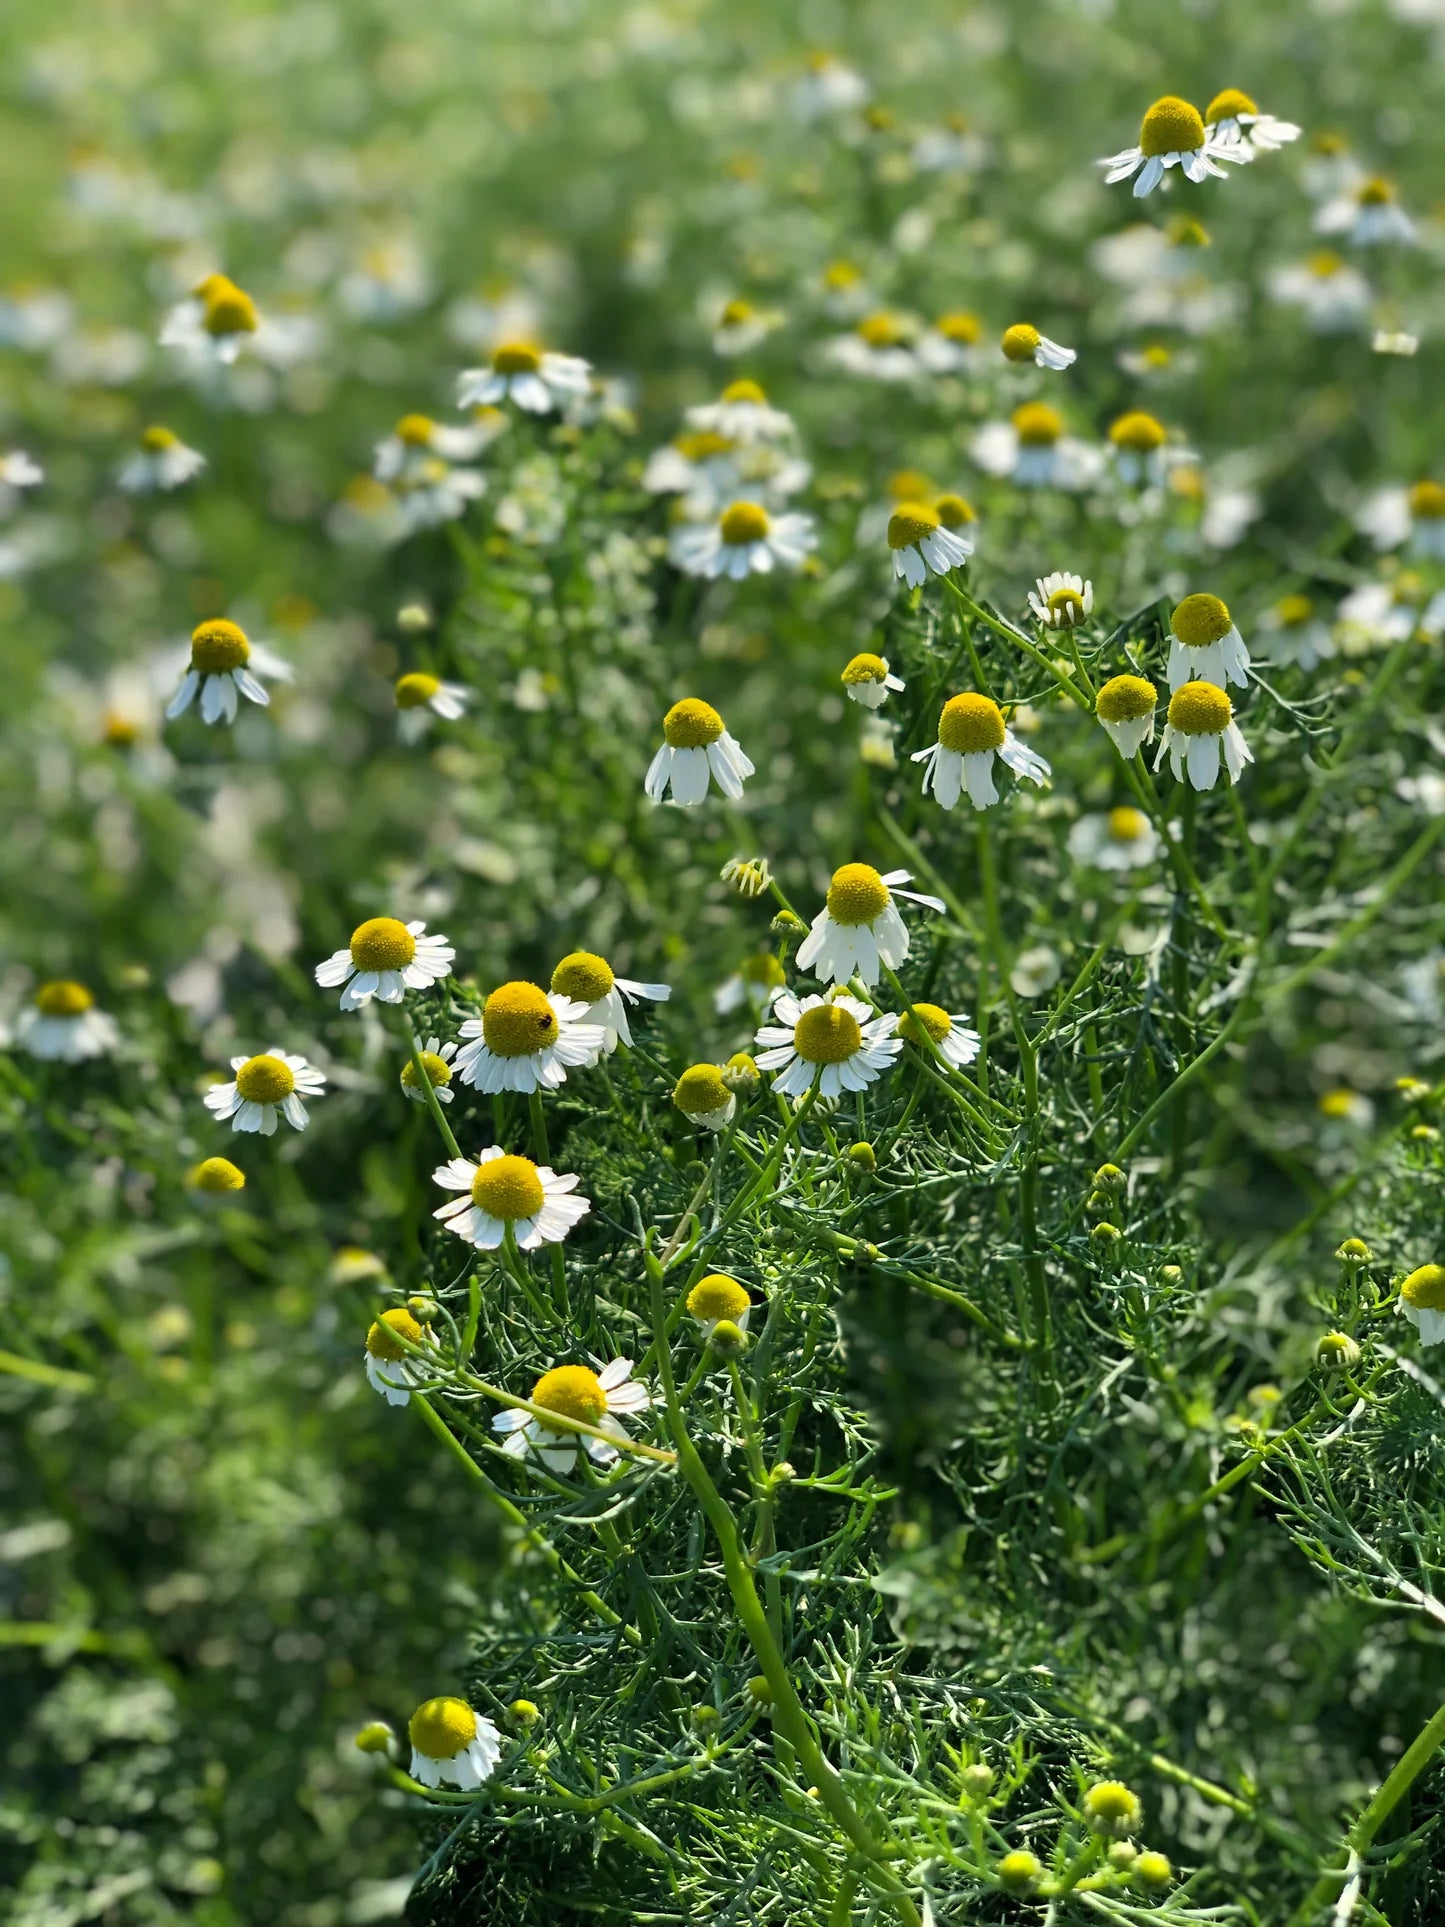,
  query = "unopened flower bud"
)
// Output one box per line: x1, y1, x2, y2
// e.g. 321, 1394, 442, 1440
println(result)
1093, 1163, 1126, 1190
354, 1721, 395, 1755
691, 1703, 720, 1731
960, 1763, 994, 1800
1411, 1124, 1440, 1142
771, 1461, 796, 1484
396, 602, 433, 633
1085, 1189, 1113, 1215
847, 1141, 877, 1172
707, 1318, 750, 1358
406, 1295, 436, 1322
721, 1051, 760, 1094
1134, 1850, 1172, 1889
1091, 1221, 1122, 1246
771, 909, 807, 938
508, 1698, 541, 1727
1107, 1840, 1138, 1869
1159, 1263, 1184, 1285
997, 1850, 1042, 1893
1336, 1237, 1372, 1266
1316, 1331, 1361, 1373
1083, 1780, 1141, 1837
745, 1676, 773, 1708
720, 855, 772, 899
1396, 1076, 1431, 1102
